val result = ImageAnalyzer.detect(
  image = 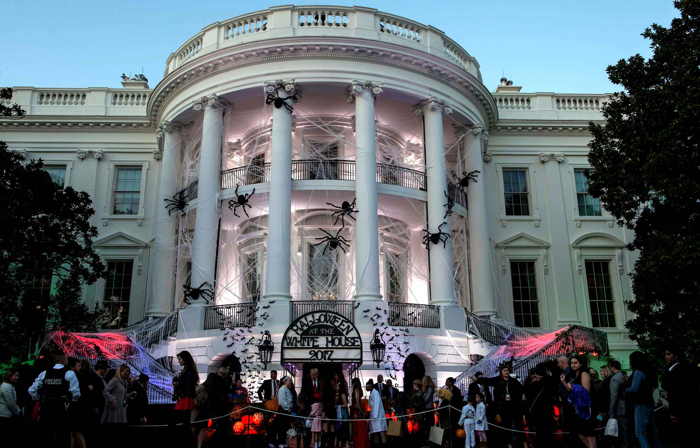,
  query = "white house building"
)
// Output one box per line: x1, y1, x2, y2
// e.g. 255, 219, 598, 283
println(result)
1, 5, 636, 388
